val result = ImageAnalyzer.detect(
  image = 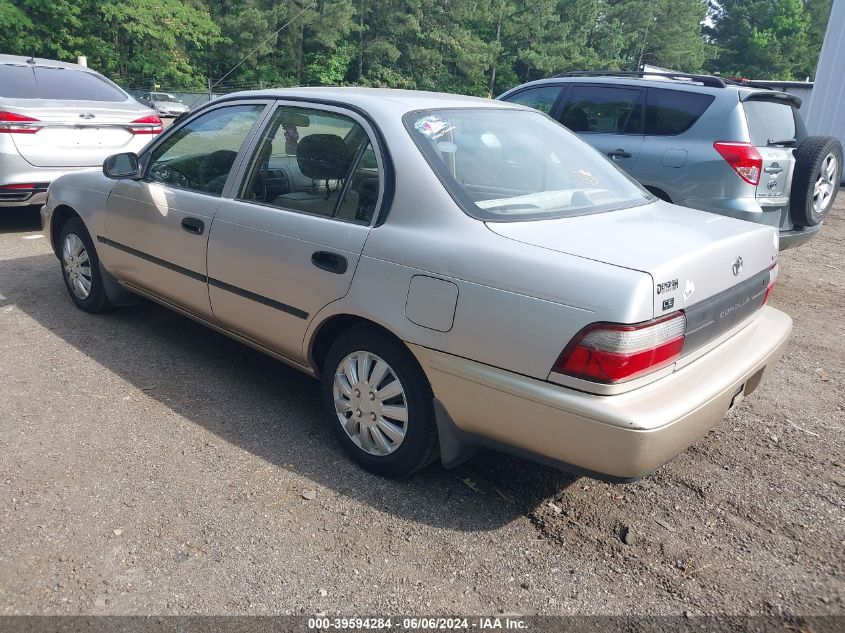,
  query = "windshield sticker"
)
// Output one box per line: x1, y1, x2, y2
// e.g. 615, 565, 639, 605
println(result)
415, 115, 454, 140
574, 169, 599, 186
